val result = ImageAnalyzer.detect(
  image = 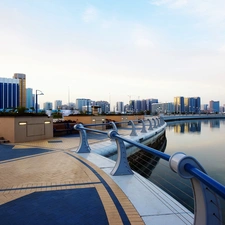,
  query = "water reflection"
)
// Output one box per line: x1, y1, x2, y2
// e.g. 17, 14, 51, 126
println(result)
168, 121, 201, 133
167, 119, 225, 133
210, 120, 220, 128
